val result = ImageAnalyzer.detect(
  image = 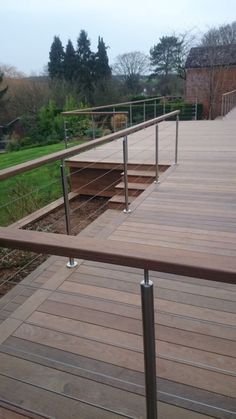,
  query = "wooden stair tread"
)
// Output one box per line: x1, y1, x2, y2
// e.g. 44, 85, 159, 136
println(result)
108, 195, 136, 204
123, 170, 156, 177
115, 182, 148, 190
